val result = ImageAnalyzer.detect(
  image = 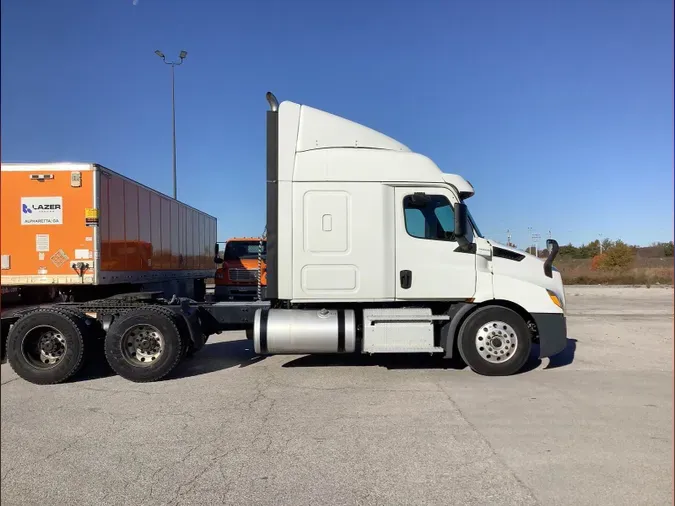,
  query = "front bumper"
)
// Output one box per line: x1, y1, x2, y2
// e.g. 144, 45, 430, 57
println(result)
532, 312, 568, 359
214, 285, 266, 301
